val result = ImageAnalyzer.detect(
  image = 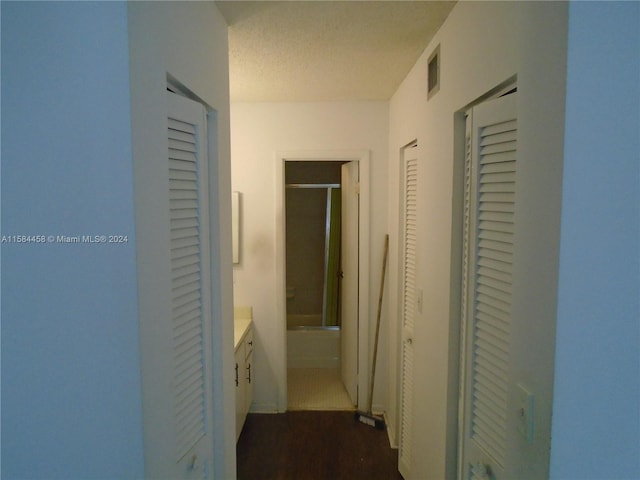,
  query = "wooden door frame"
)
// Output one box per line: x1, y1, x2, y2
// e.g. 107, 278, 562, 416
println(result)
275, 150, 370, 412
